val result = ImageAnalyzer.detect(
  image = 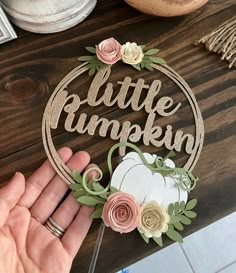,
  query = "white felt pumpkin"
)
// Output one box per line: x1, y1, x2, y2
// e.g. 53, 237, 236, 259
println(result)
111, 152, 188, 208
